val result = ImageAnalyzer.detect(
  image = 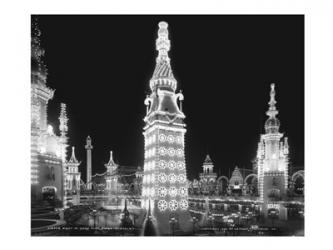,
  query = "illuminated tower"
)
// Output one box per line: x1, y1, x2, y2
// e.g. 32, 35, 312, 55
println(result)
31, 17, 55, 187
142, 21, 191, 234
105, 151, 119, 192
85, 136, 93, 190
256, 84, 289, 219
